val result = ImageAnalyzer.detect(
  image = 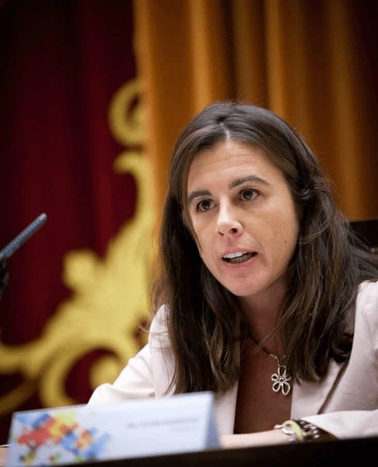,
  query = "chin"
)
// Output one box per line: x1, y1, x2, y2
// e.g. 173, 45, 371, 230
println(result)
226, 285, 259, 298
